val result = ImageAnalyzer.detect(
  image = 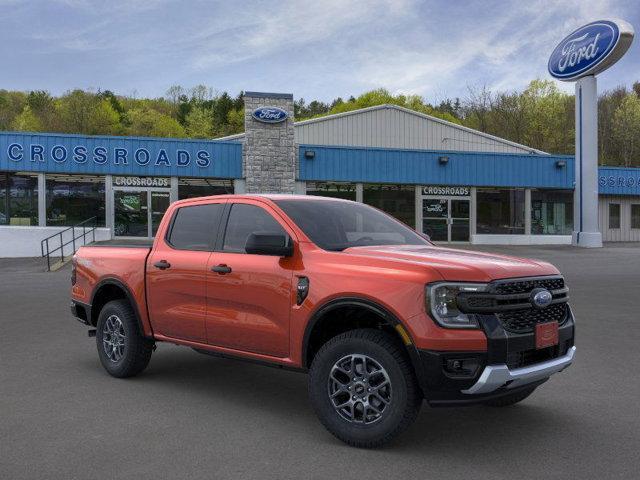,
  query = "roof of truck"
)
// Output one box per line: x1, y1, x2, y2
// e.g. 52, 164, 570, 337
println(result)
173, 193, 352, 207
